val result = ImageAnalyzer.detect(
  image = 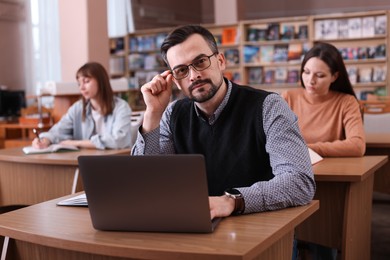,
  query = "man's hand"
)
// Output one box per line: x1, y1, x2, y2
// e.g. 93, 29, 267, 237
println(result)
141, 70, 174, 132
209, 195, 235, 219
